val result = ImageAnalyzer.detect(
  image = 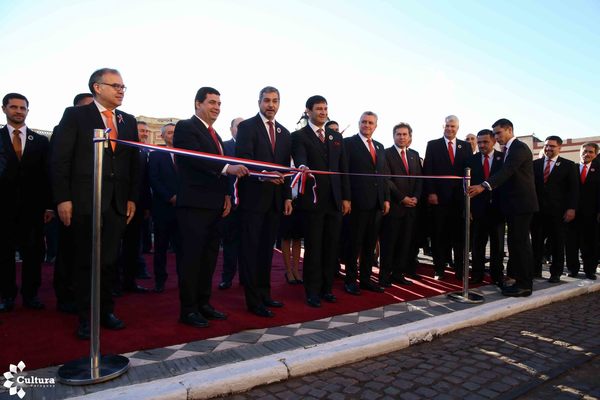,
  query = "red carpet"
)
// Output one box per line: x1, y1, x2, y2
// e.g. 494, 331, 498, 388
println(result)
0, 252, 483, 370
